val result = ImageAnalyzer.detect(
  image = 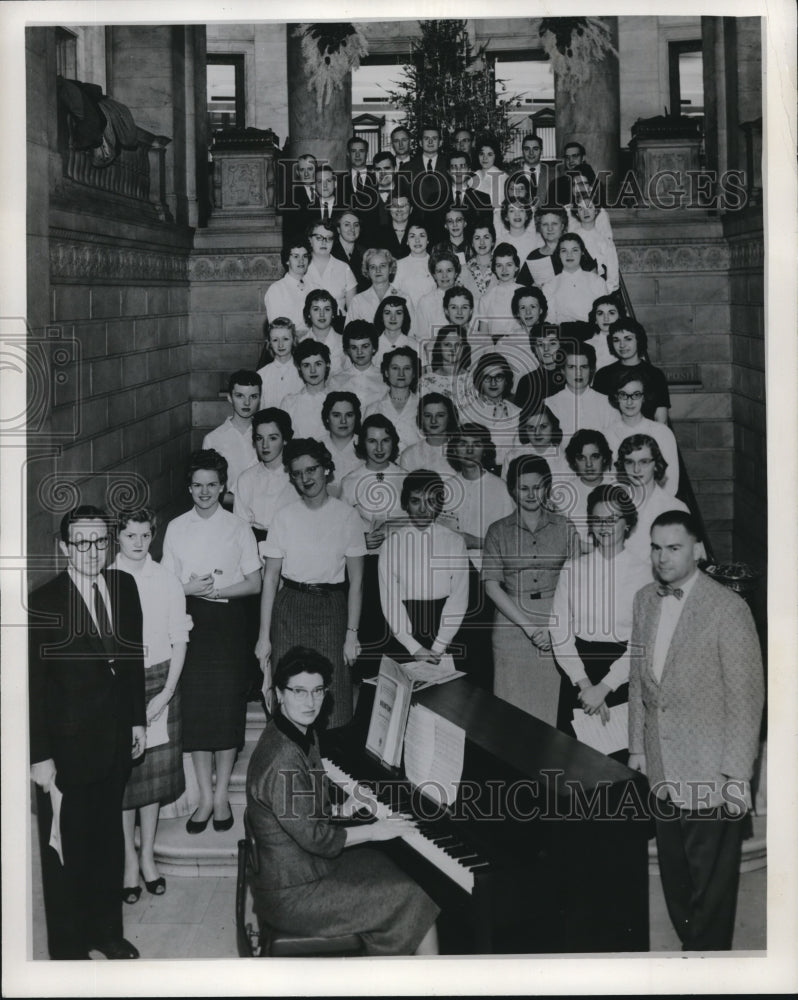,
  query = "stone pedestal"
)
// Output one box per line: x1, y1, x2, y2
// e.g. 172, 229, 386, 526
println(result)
629, 136, 703, 208
208, 128, 280, 234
